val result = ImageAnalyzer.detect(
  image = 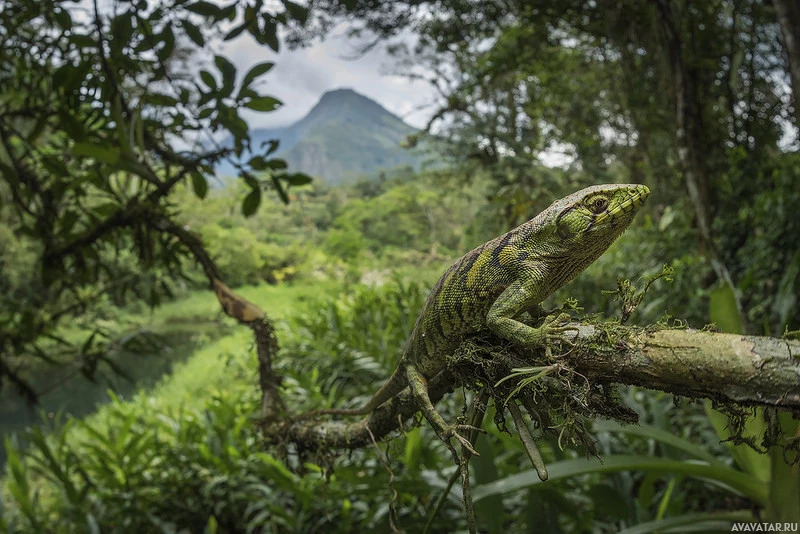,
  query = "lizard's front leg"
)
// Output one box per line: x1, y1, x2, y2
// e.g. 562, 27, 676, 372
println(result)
486, 280, 576, 349
404, 363, 481, 459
